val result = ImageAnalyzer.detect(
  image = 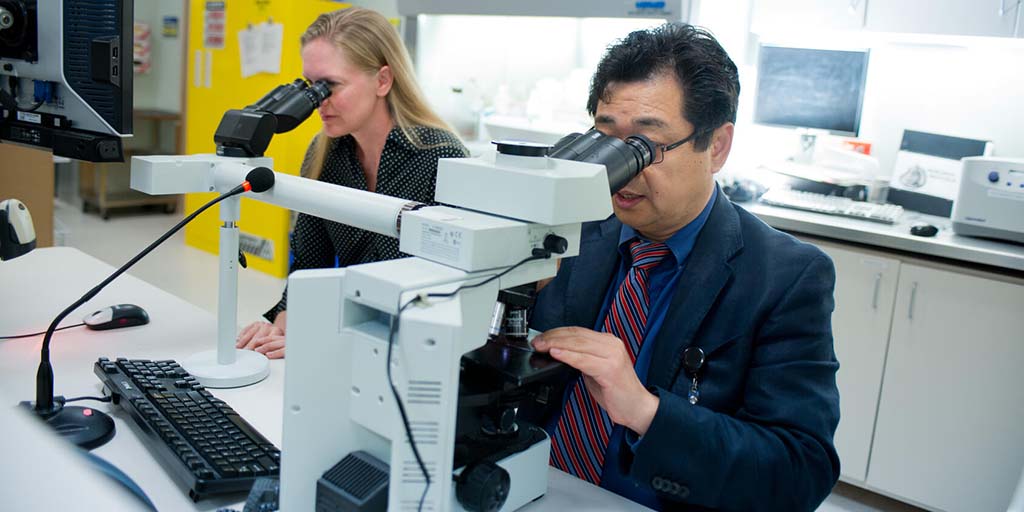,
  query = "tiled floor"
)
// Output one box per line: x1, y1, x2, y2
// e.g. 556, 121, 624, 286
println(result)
52, 200, 925, 512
